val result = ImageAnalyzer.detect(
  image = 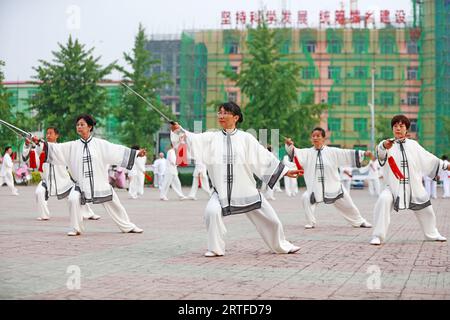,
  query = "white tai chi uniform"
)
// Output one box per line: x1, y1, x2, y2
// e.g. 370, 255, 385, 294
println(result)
282, 155, 298, 197
24, 143, 96, 220
286, 144, 371, 228
153, 157, 166, 189
340, 166, 353, 193
43, 135, 141, 234
188, 160, 211, 199
128, 155, 146, 199
372, 139, 447, 242
360, 160, 381, 196
423, 175, 437, 199
439, 167, 450, 198
0, 153, 18, 195
172, 127, 298, 256
159, 148, 185, 200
